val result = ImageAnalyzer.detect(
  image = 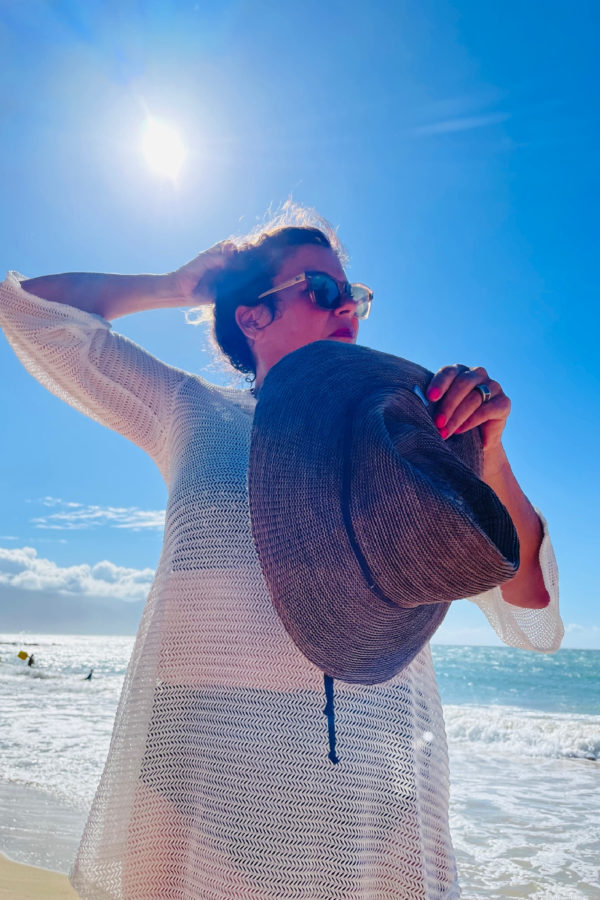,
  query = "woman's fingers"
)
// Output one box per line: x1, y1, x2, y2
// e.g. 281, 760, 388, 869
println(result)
426, 363, 471, 403
454, 394, 511, 449
186, 241, 237, 280
428, 365, 489, 425
453, 393, 511, 432
427, 364, 510, 447
170, 241, 238, 303
205, 240, 238, 261
443, 379, 504, 436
